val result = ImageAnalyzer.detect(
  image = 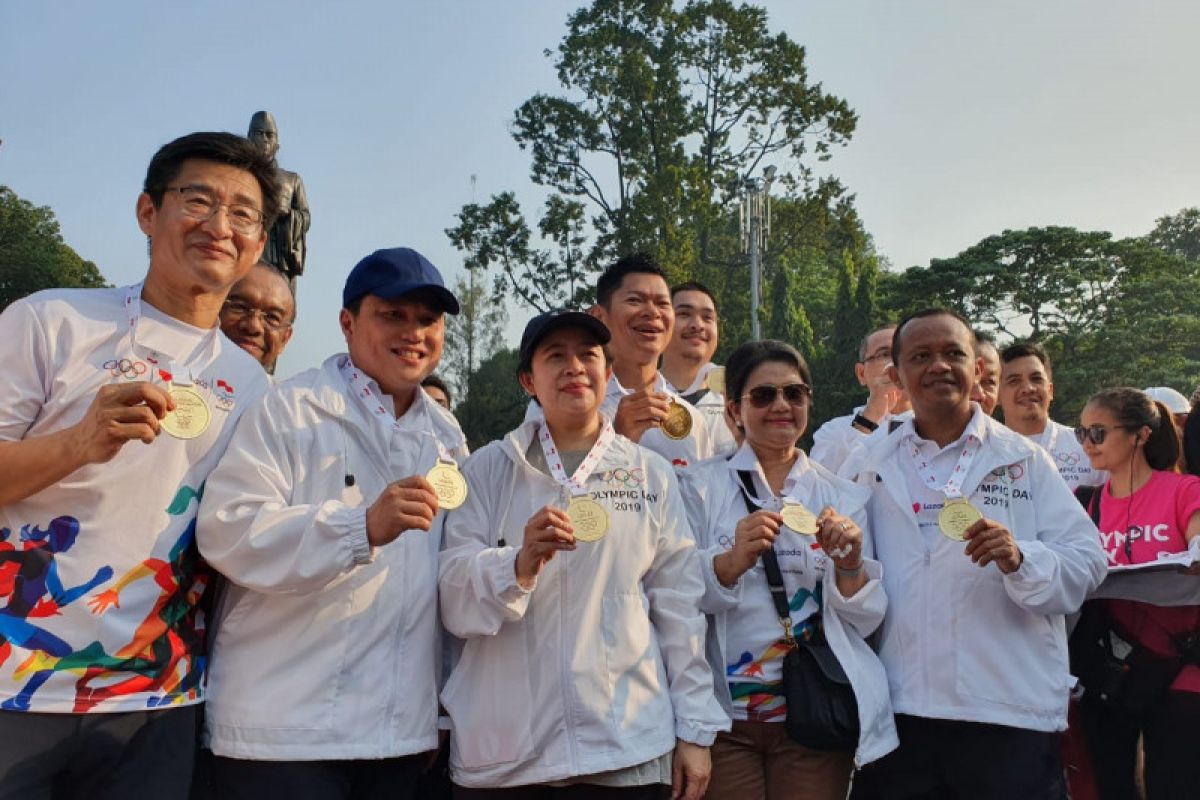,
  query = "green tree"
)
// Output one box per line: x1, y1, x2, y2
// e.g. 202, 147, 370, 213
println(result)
441, 270, 507, 404
454, 348, 528, 451
445, 193, 595, 312
1146, 207, 1200, 263
452, 0, 856, 302
1, 186, 107, 310
883, 227, 1119, 343
883, 226, 1200, 422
